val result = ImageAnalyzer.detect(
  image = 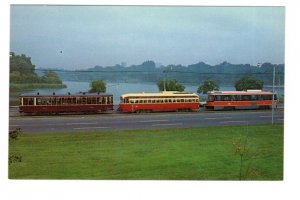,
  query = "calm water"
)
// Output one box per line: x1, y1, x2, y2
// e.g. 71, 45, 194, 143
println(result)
31, 81, 284, 104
